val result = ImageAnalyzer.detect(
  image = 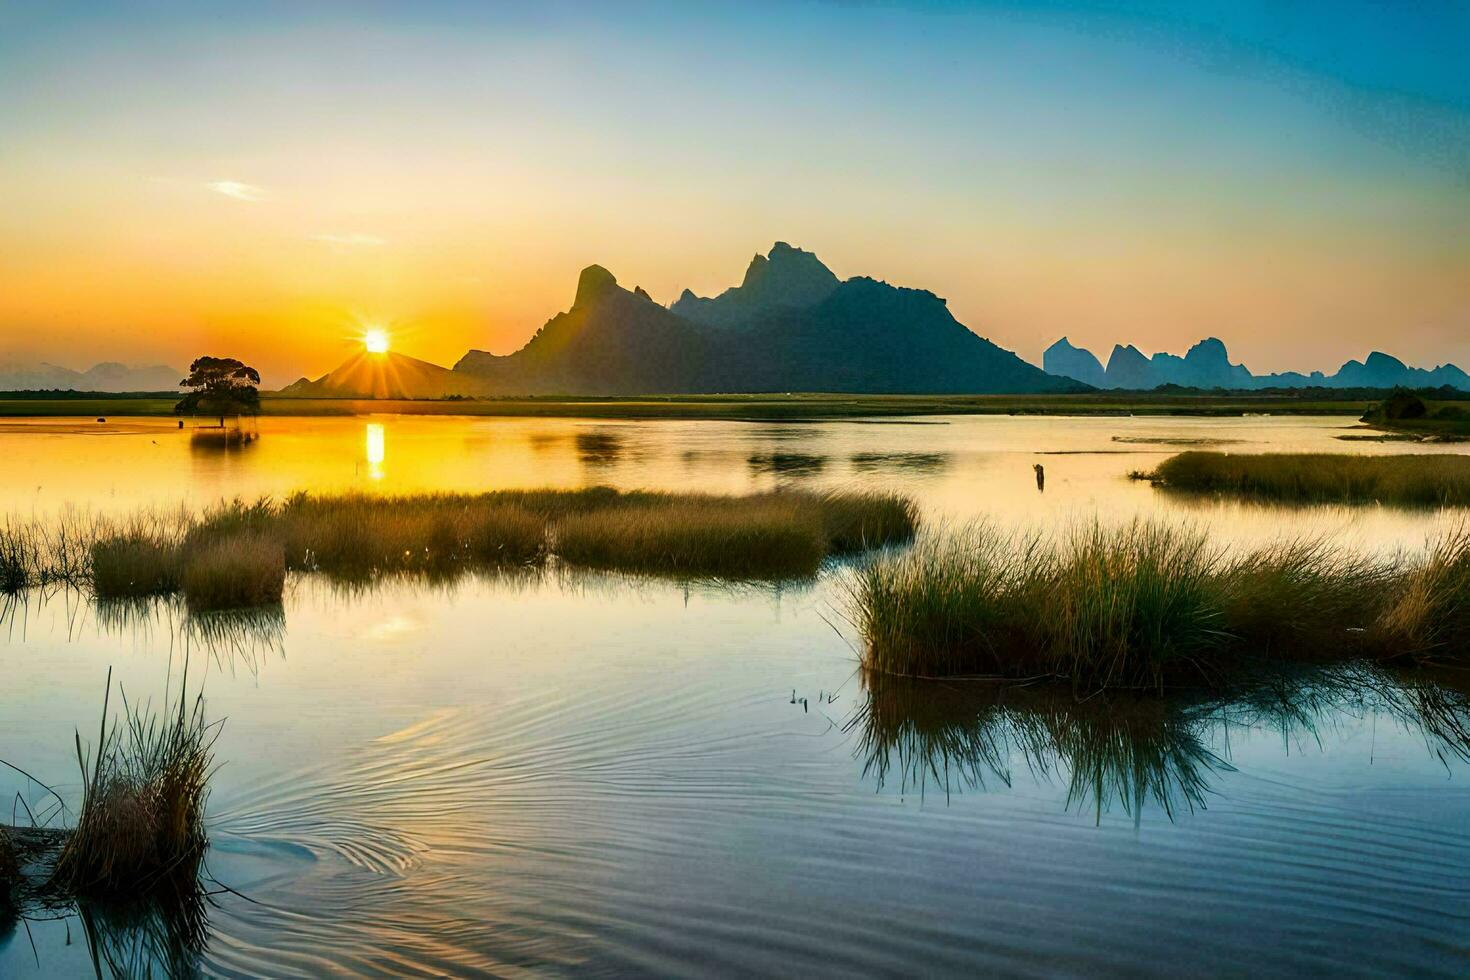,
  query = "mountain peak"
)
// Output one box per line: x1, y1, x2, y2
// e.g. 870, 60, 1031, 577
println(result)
574, 264, 619, 308
1364, 351, 1407, 371
674, 241, 839, 329
1043, 337, 1105, 387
